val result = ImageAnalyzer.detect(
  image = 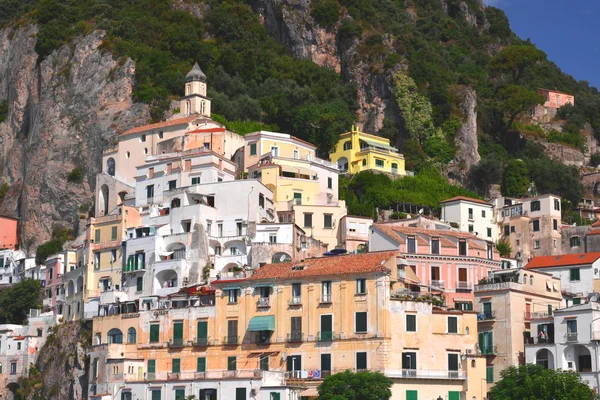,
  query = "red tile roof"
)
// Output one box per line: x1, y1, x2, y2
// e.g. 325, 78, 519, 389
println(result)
120, 115, 198, 136
593, 221, 600, 228
186, 127, 225, 134
440, 196, 491, 206
373, 224, 483, 242
247, 251, 398, 281
588, 229, 600, 236
525, 252, 600, 269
